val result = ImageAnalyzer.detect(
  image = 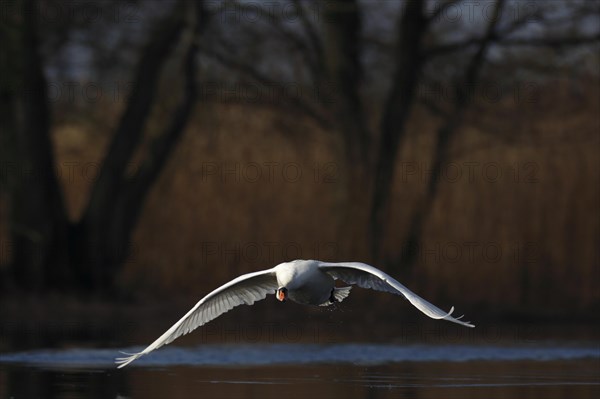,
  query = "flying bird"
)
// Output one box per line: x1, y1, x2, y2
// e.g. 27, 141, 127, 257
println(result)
116, 259, 474, 368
